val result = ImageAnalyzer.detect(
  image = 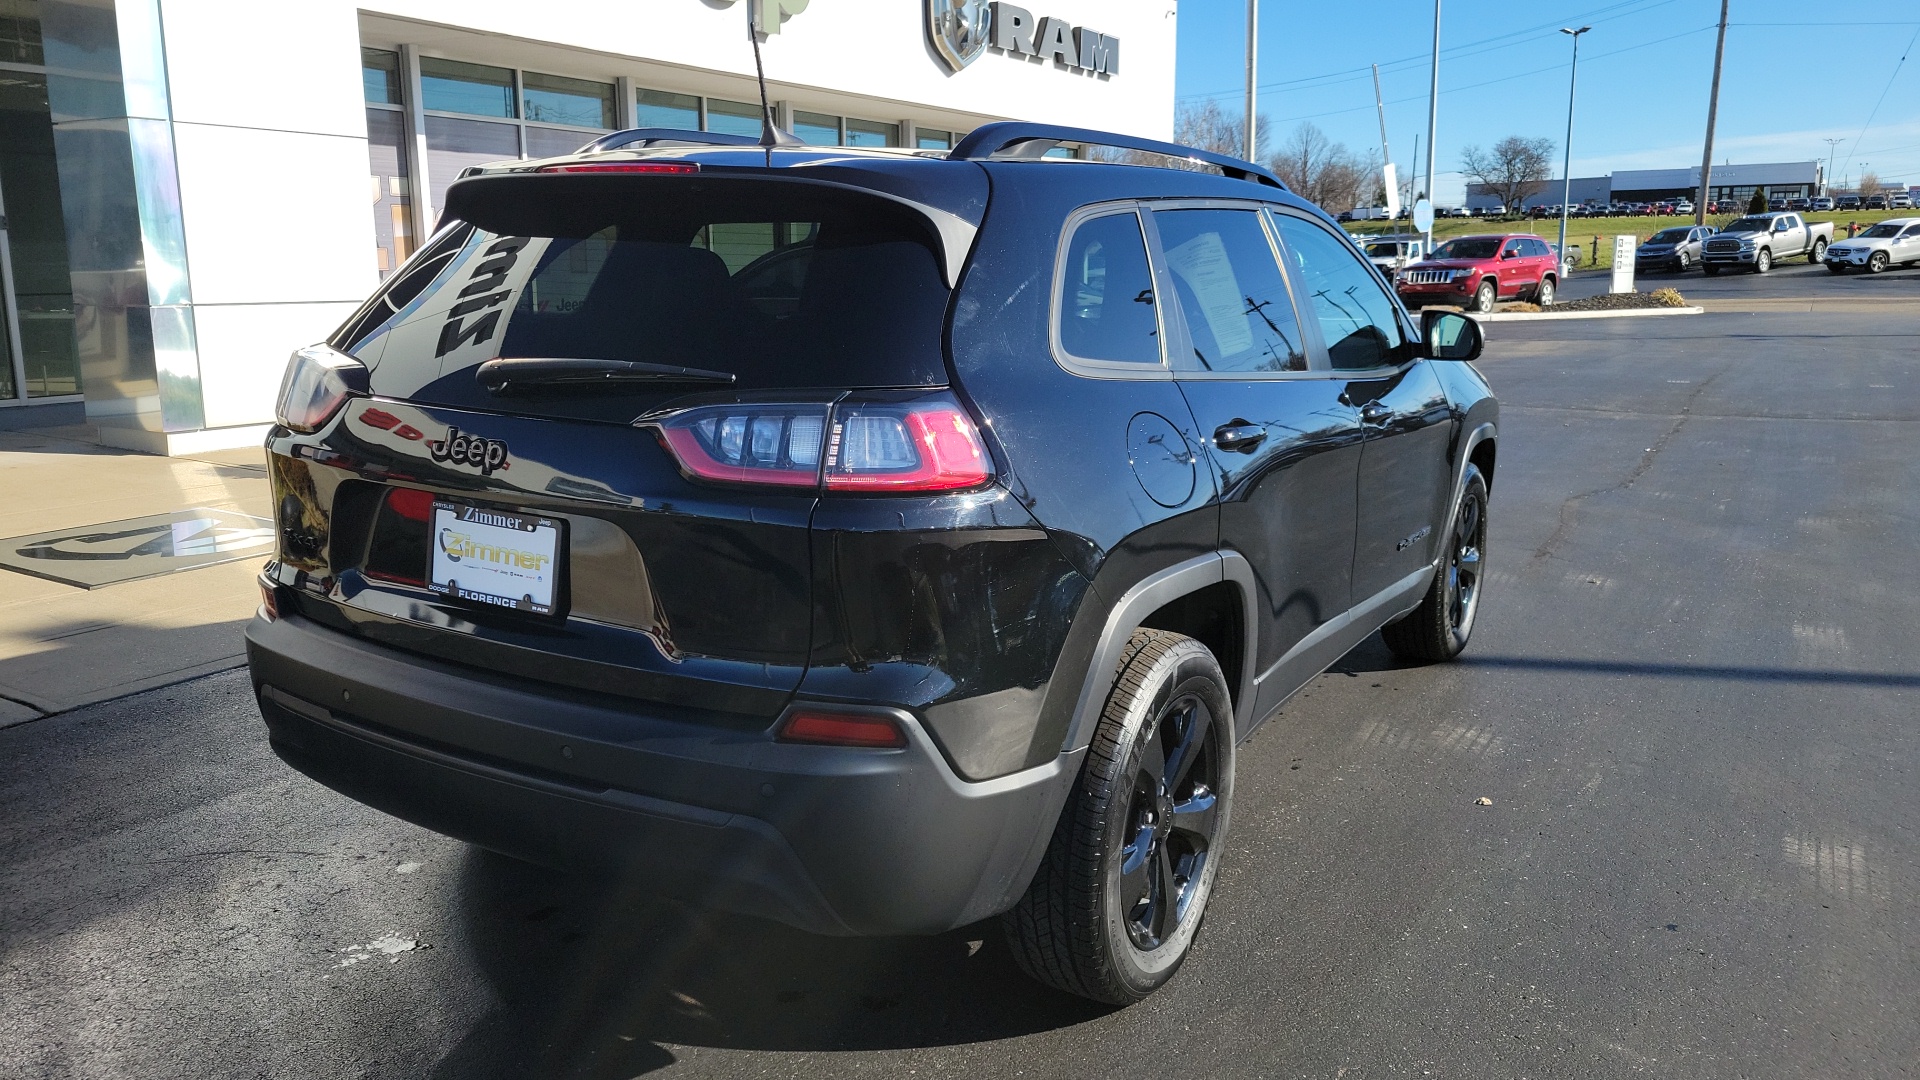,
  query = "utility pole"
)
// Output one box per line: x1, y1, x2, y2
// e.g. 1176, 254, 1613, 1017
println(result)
1245, 0, 1258, 161
1823, 138, 1844, 196
1423, 0, 1441, 251
1557, 27, 1590, 279
1695, 0, 1729, 225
